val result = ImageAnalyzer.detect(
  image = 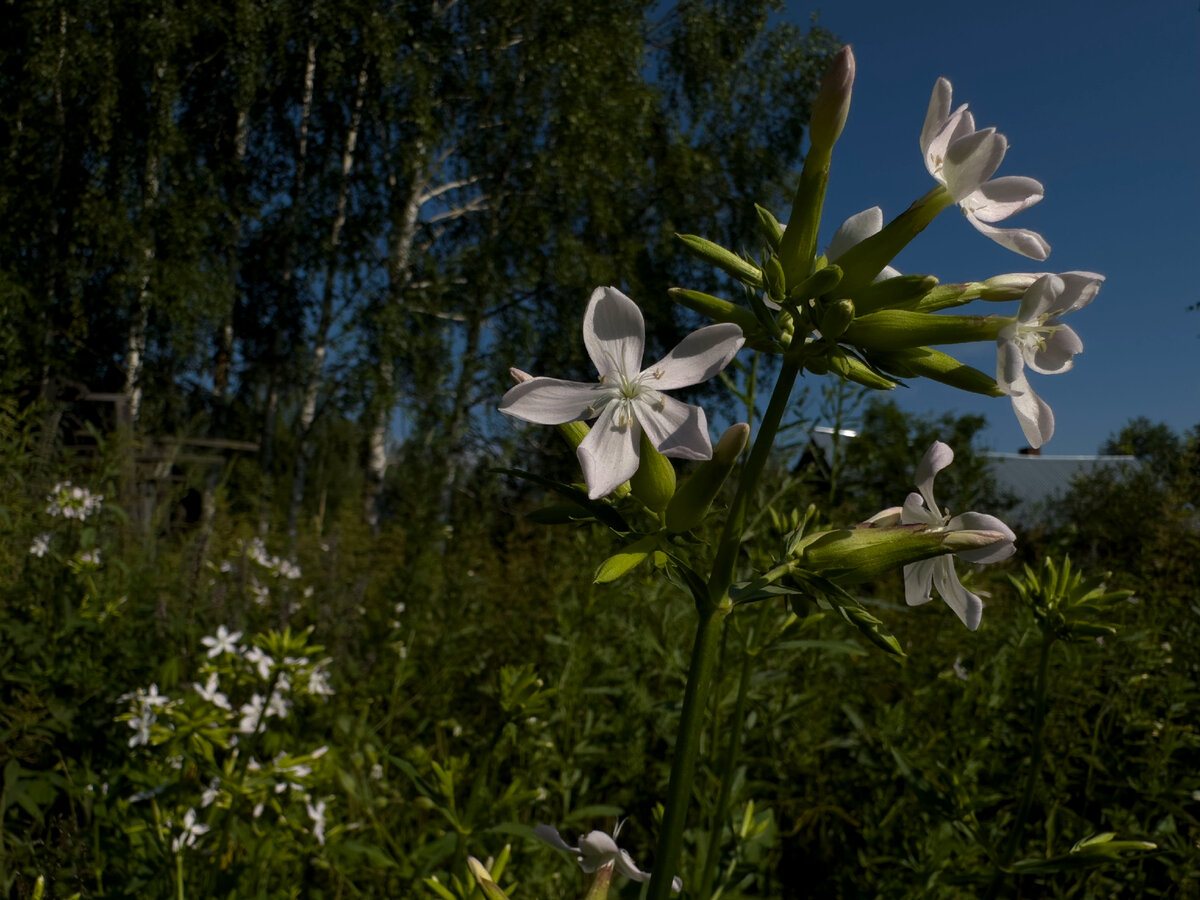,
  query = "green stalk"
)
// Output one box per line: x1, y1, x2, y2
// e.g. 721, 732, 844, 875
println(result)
985, 634, 1054, 899
647, 358, 801, 900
